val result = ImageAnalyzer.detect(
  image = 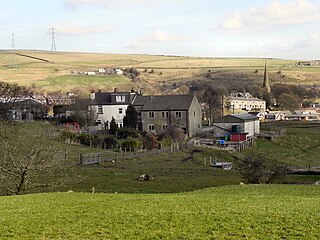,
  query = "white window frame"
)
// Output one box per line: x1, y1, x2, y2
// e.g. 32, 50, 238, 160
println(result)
116, 95, 125, 103
97, 105, 103, 114
176, 111, 182, 118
